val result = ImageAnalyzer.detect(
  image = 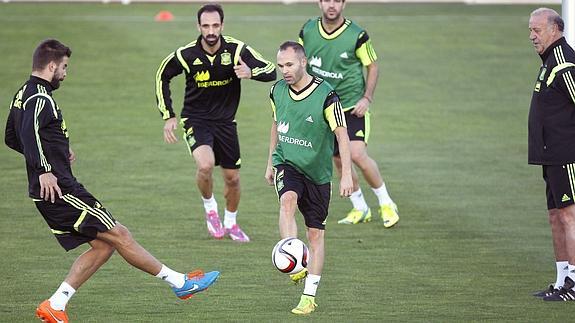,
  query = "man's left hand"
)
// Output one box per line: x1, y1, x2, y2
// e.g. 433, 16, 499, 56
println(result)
339, 175, 353, 198
68, 147, 76, 164
234, 57, 252, 79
